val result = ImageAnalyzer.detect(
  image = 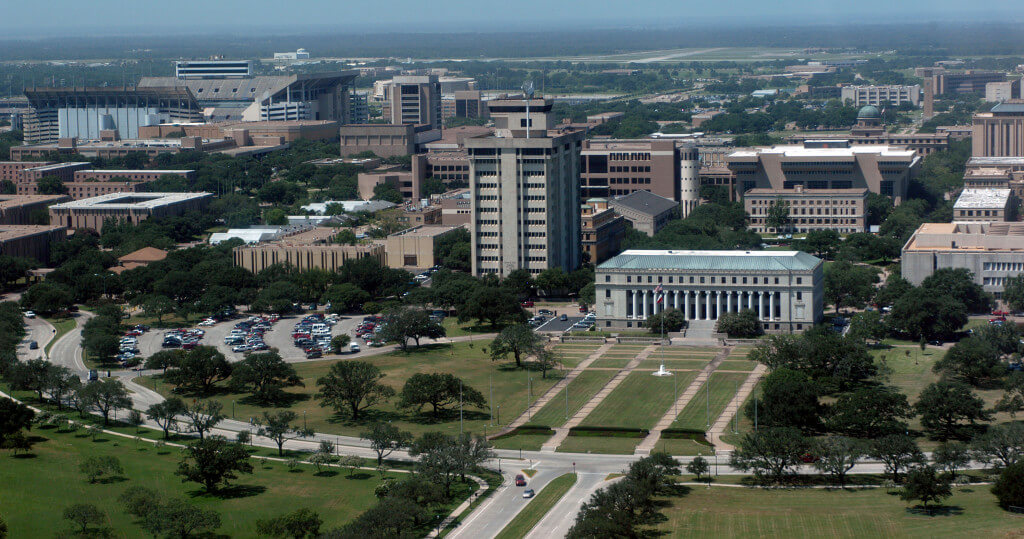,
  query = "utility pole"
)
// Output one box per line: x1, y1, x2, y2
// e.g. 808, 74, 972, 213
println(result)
460, 378, 464, 435
489, 375, 494, 426
706, 376, 710, 428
